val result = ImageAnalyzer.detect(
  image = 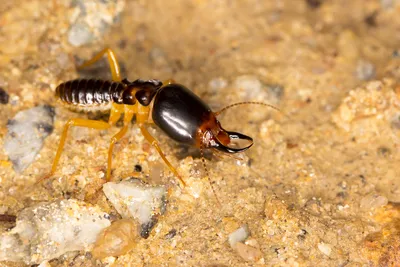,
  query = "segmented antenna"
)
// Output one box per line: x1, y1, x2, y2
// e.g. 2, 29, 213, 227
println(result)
214, 101, 288, 117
